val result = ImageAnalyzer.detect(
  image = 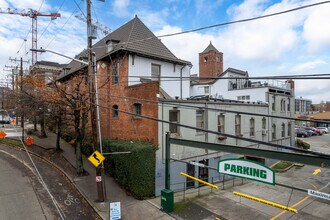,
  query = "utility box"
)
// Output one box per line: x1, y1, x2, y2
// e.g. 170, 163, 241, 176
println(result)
161, 189, 174, 212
